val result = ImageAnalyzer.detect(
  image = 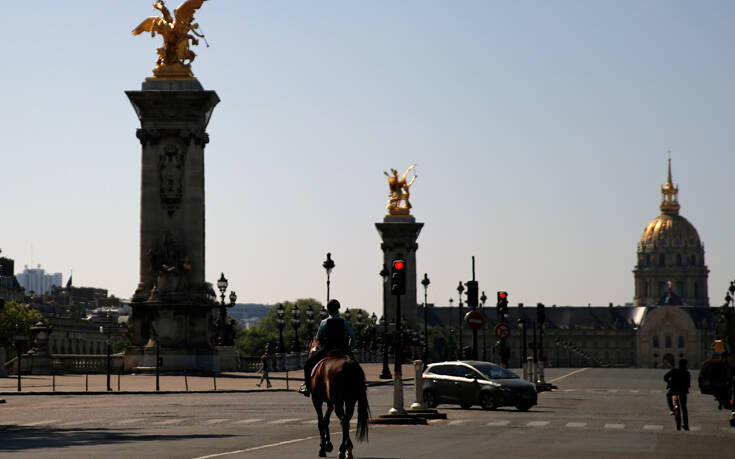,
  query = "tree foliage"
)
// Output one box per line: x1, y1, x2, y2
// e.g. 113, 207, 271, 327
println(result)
234, 298, 374, 356
0, 300, 42, 352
